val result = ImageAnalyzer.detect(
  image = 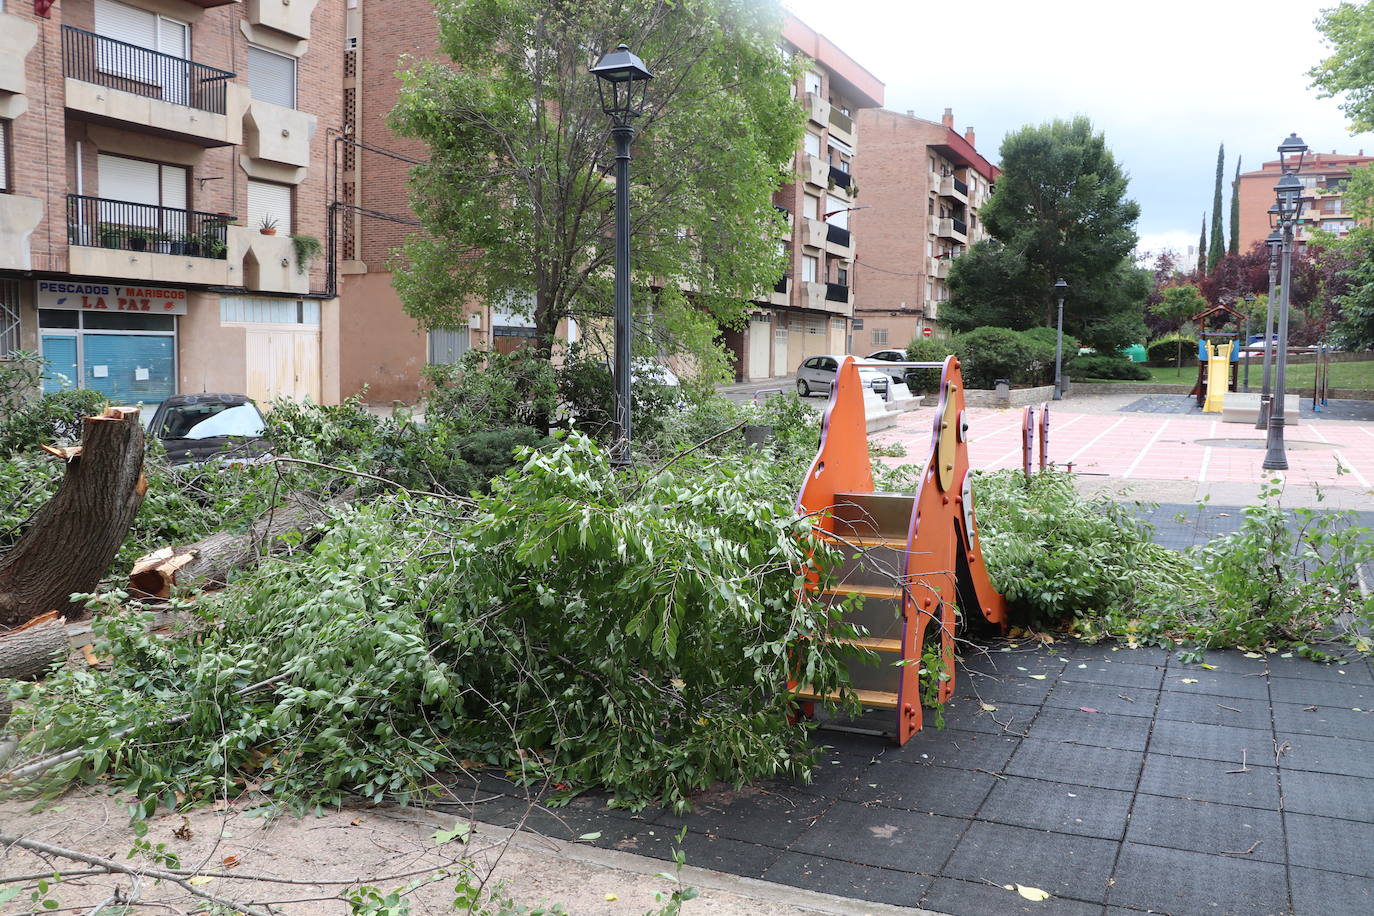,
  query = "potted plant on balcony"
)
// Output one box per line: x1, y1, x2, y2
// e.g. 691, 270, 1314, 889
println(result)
127, 228, 152, 252
200, 233, 228, 259
259, 215, 279, 236
98, 224, 122, 249
290, 233, 322, 275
